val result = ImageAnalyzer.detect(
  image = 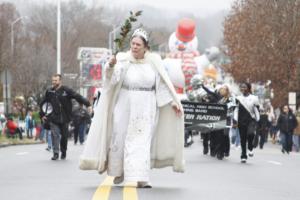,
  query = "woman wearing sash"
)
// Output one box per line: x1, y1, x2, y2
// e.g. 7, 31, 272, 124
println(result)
233, 82, 260, 163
